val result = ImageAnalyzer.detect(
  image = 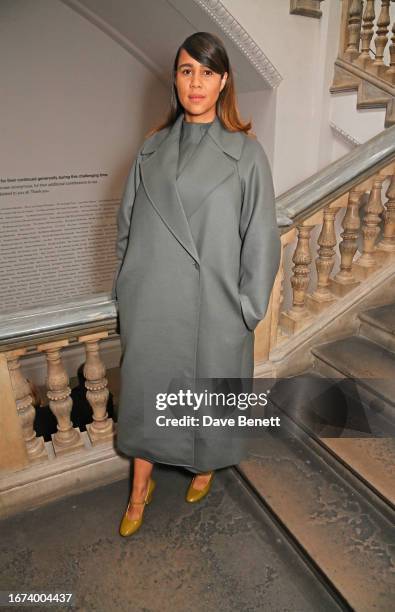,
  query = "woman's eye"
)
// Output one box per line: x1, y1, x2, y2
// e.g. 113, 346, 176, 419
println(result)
179, 68, 213, 76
